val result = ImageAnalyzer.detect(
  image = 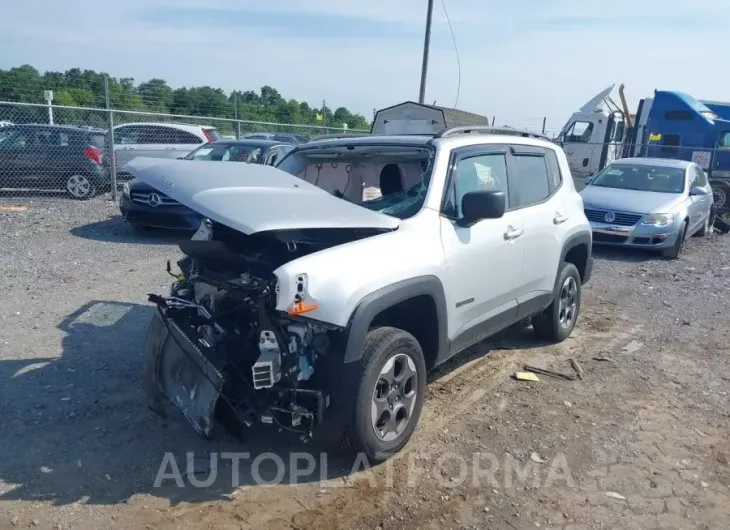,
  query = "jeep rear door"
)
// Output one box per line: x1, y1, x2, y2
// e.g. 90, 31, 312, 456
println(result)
508, 146, 565, 319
